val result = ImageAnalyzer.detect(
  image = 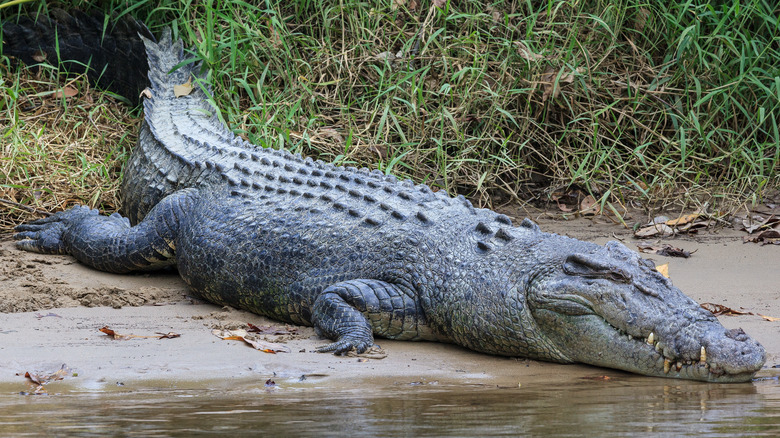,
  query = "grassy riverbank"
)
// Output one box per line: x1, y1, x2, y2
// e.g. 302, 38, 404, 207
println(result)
1, 0, 778, 229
